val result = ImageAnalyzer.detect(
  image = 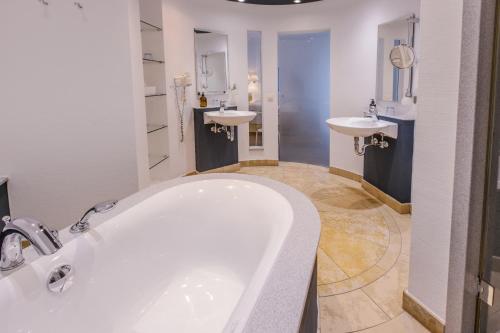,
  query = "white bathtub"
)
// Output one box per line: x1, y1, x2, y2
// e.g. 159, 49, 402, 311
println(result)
0, 174, 320, 333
